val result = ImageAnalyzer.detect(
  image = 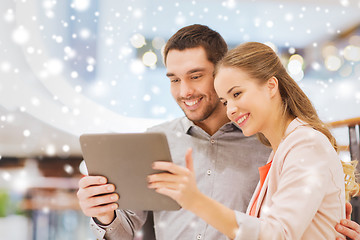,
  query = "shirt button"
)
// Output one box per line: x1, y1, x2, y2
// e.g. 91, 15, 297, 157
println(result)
210, 139, 216, 144
207, 170, 212, 175
197, 234, 202, 239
